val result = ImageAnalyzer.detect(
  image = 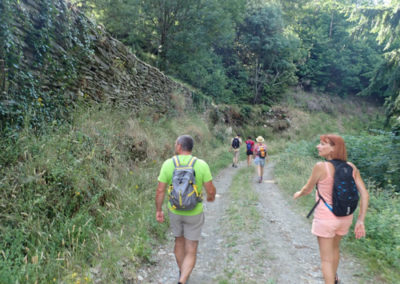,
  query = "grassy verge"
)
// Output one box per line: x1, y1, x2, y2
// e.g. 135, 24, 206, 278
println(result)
216, 167, 264, 284
273, 144, 400, 283
0, 105, 232, 283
